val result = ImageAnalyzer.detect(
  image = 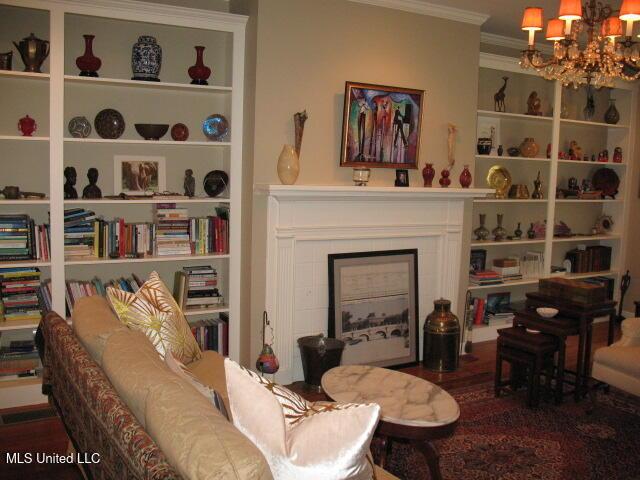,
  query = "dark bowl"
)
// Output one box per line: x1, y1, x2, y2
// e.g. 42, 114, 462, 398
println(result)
134, 123, 169, 140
